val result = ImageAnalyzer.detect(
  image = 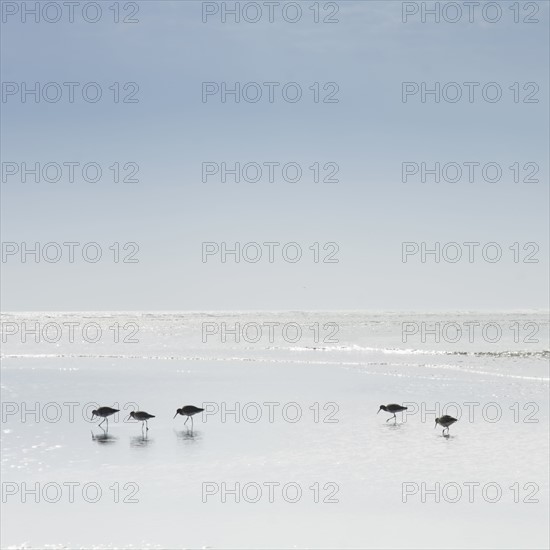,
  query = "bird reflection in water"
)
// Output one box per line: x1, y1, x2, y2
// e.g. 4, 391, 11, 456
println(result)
130, 433, 153, 448
174, 428, 201, 443
91, 429, 117, 444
